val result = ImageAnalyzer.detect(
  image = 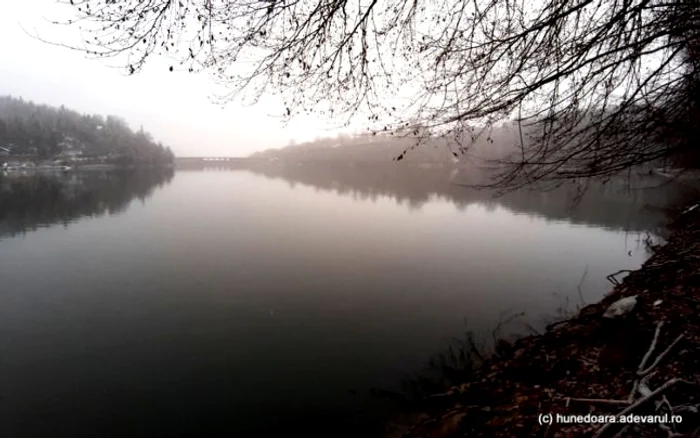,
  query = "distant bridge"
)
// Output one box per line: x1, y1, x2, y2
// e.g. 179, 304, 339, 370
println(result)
176, 157, 252, 163
174, 157, 272, 169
